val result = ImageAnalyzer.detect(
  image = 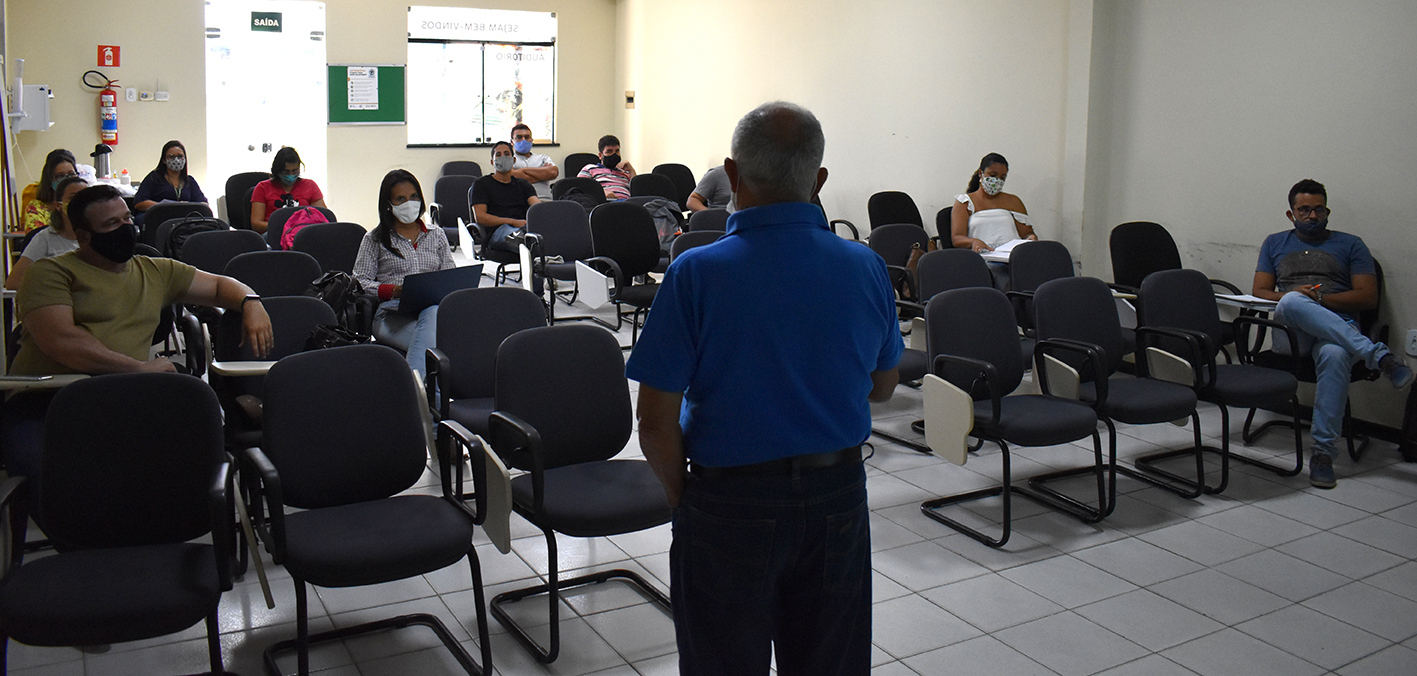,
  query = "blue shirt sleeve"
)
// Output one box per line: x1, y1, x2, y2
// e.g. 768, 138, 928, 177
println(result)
870, 257, 905, 372
1346, 236, 1376, 277
625, 258, 697, 393
1256, 232, 1282, 276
